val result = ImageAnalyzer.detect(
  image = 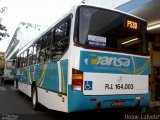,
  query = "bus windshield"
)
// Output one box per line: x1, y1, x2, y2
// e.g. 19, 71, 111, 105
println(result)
75, 6, 147, 54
